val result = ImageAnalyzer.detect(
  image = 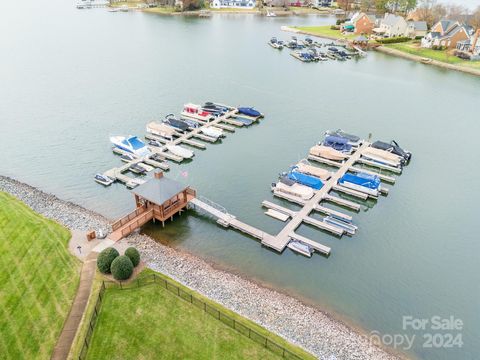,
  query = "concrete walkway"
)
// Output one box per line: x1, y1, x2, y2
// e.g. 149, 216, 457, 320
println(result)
50, 251, 98, 360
